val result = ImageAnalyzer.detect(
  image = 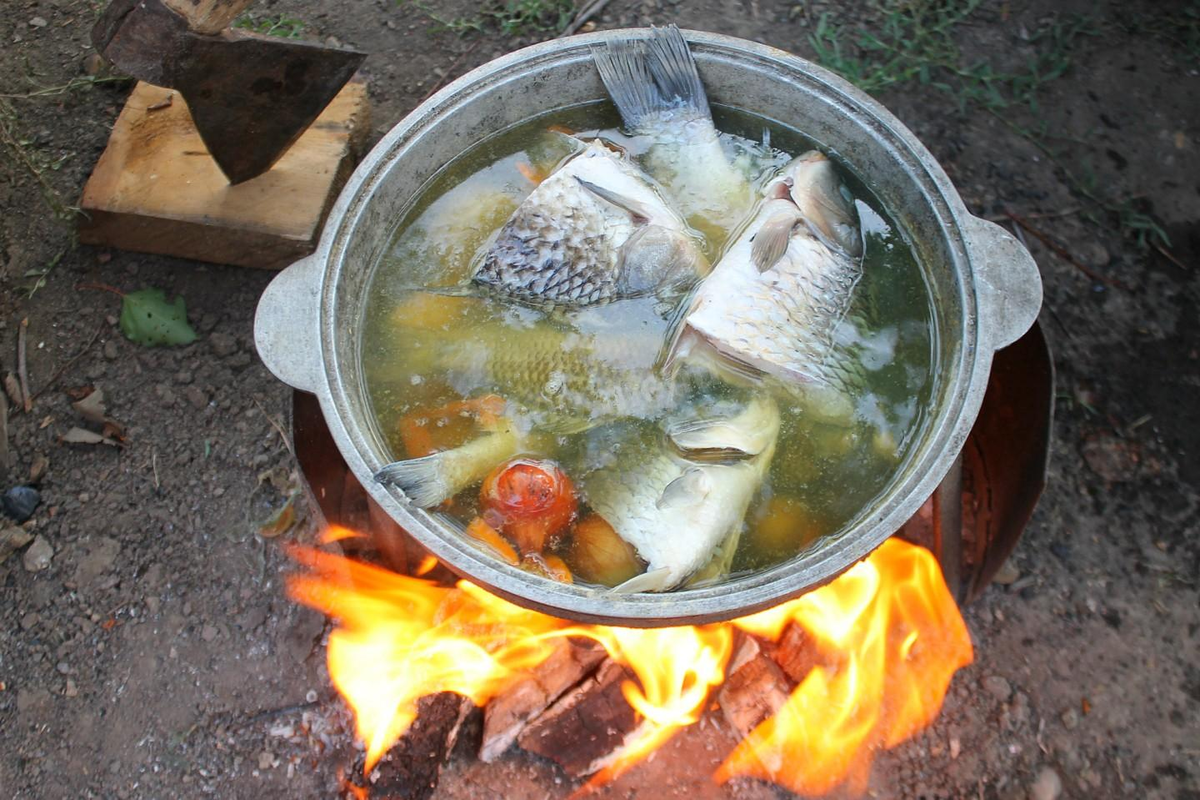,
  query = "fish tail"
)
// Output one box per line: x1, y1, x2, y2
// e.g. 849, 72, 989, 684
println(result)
374, 453, 455, 508
610, 566, 675, 593
592, 25, 709, 131
376, 429, 521, 507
